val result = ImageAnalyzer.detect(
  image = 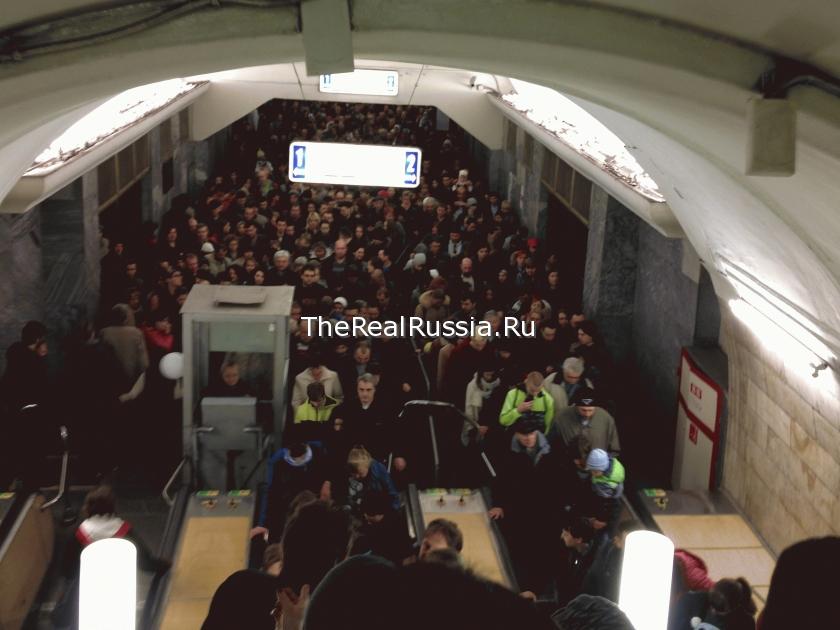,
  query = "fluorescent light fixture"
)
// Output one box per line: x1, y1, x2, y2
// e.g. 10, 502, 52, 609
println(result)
319, 69, 399, 96
501, 78, 664, 202
289, 141, 421, 188
721, 259, 835, 368
26, 78, 202, 177
79, 538, 136, 630
619, 531, 674, 630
